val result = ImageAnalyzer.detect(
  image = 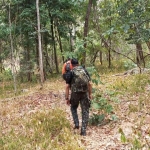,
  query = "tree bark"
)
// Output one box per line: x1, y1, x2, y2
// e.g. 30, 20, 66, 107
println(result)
26, 38, 32, 82
9, 3, 17, 94
146, 41, 150, 52
48, 12, 59, 73
55, 21, 64, 63
36, 0, 44, 87
82, 0, 93, 65
0, 40, 3, 73
146, 23, 150, 52
136, 43, 145, 67
99, 51, 102, 65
